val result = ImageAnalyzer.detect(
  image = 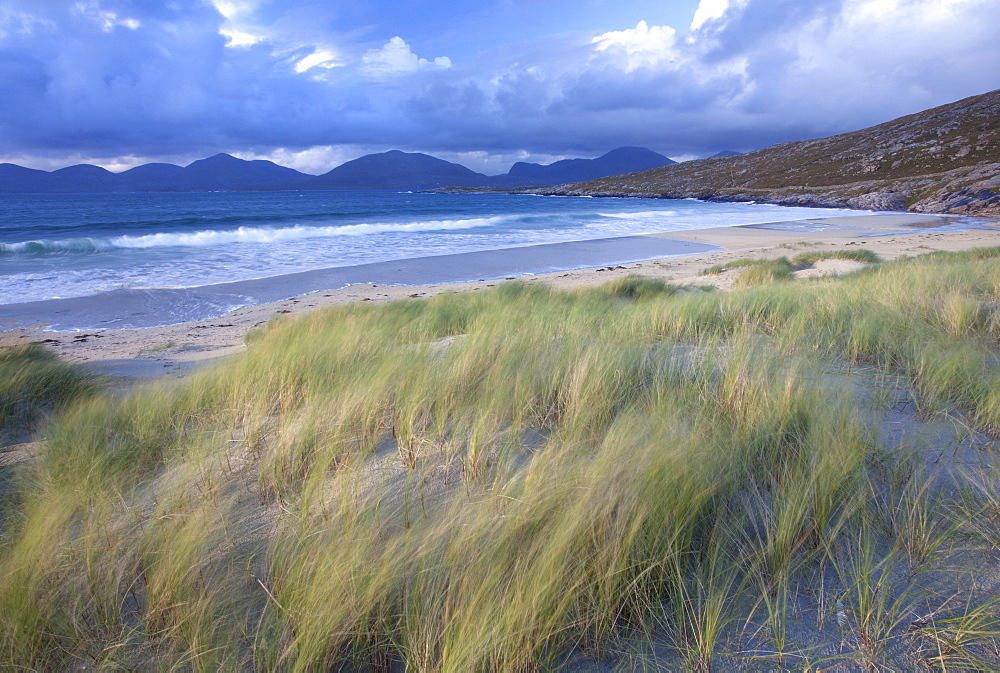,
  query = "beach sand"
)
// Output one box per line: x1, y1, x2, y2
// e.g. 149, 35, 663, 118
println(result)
1, 212, 997, 385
